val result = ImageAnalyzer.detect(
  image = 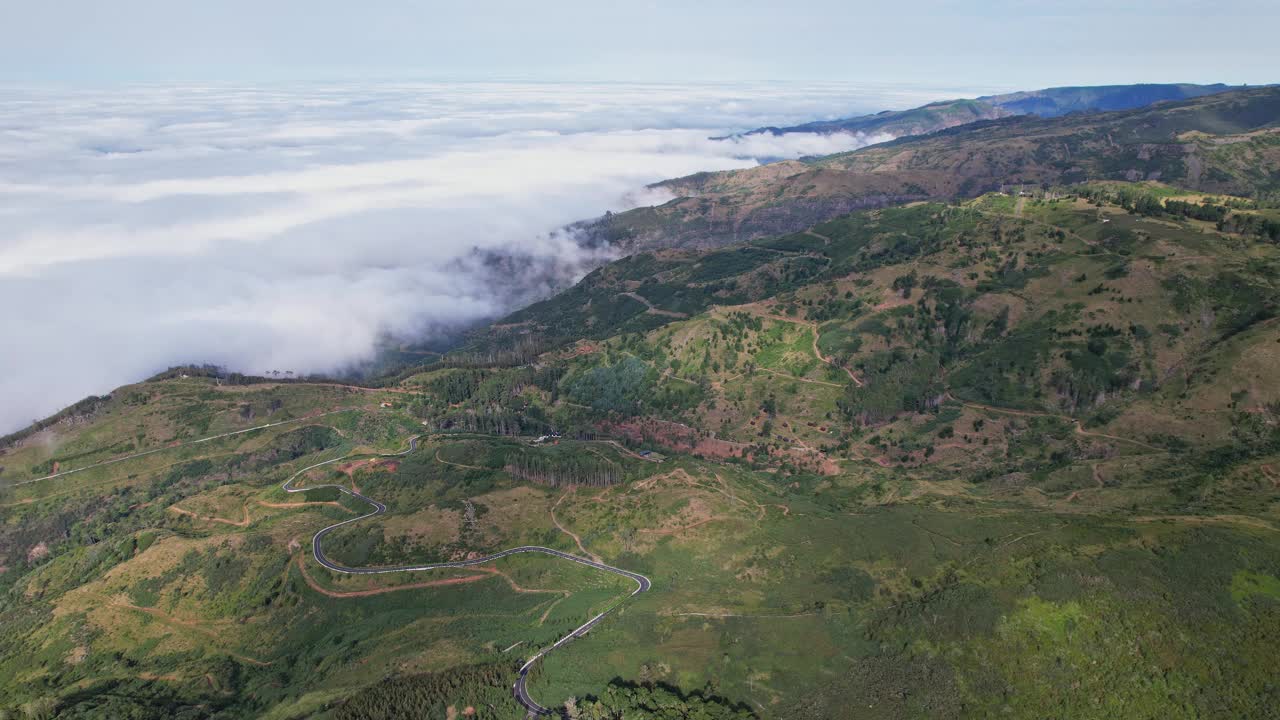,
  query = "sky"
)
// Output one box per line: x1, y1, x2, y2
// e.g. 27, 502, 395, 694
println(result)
1, 0, 1276, 87
0, 1, 1275, 434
